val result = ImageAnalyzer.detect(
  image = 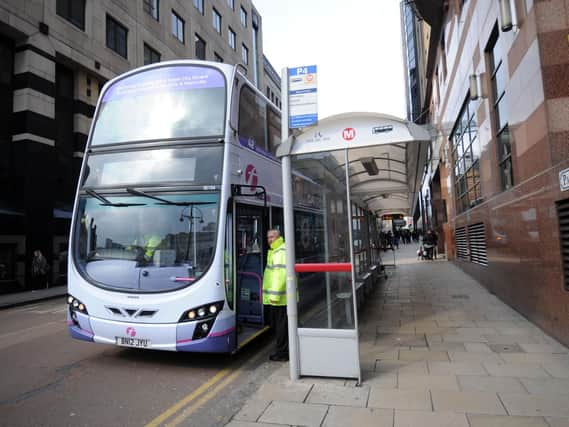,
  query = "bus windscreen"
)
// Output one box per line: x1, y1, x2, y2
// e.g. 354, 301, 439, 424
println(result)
90, 65, 226, 145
